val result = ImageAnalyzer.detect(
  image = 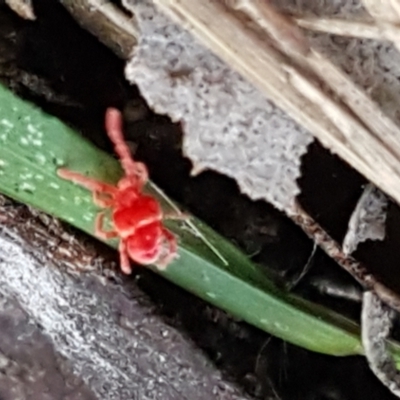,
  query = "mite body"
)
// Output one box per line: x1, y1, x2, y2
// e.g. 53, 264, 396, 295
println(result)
58, 108, 178, 274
